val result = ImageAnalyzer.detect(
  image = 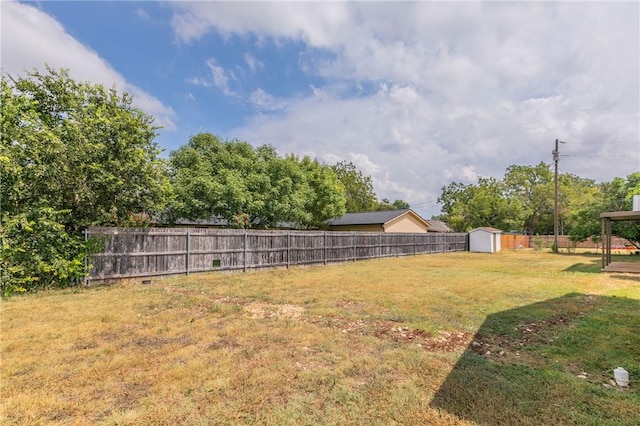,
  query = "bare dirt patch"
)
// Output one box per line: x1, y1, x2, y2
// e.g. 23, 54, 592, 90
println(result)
245, 301, 305, 320
168, 290, 471, 352
469, 311, 587, 364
